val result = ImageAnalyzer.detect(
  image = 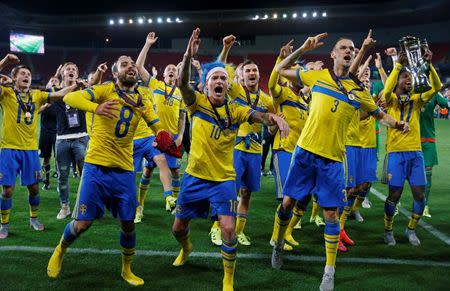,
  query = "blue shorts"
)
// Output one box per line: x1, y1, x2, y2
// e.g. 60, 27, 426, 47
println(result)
176, 173, 237, 219
358, 148, 378, 184
283, 147, 346, 208
387, 151, 426, 187
273, 150, 293, 200
233, 149, 261, 193
133, 136, 162, 172
345, 145, 361, 188
73, 163, 137, 221
0, 149, 41, 186
145, 134, 181, 169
